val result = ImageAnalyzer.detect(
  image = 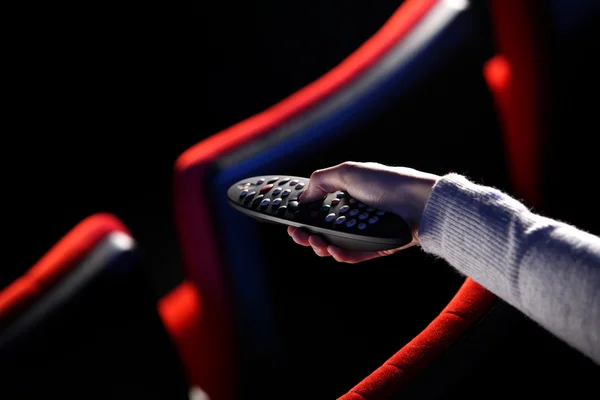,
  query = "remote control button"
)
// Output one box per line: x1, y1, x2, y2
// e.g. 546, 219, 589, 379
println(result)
358, 203, 366, 208
330, 198, 340, 206
335, 192, 344, 198
349, 208, 359, 216
256, 178, 265, 184
260, 198, 270, 208
368, 216, 379, 224
321, 204, 330, 212
239, 189, 248, 198
376, 210, 385, 216
358, 212, 369, 220
278, 177, 291, 185
276, 205, 287, 216
281, 189, 292, 197
272, 198, 282, 207
268, 177, 279, 183
349, 198, 357, 204
243, 191, 256, 204
288, 201, 299, 212
335, 216, 346, 225
295, 183, 305, 190
252, 194, 264, 206
260, 184, 274, 194
358, 223, 367, 230
367, 207, 374, 212
290, 179, 300, 186
339, 205, 349, 213
325, 213, 336, 222
346, 218, 357, 228
272, 187, 282, 196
